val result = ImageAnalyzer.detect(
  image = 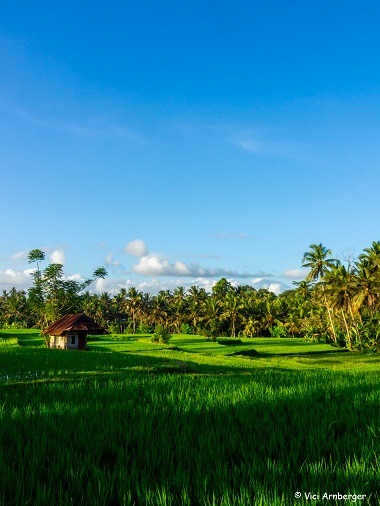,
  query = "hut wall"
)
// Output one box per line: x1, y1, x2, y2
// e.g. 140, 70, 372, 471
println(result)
49, 335, 65, 349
